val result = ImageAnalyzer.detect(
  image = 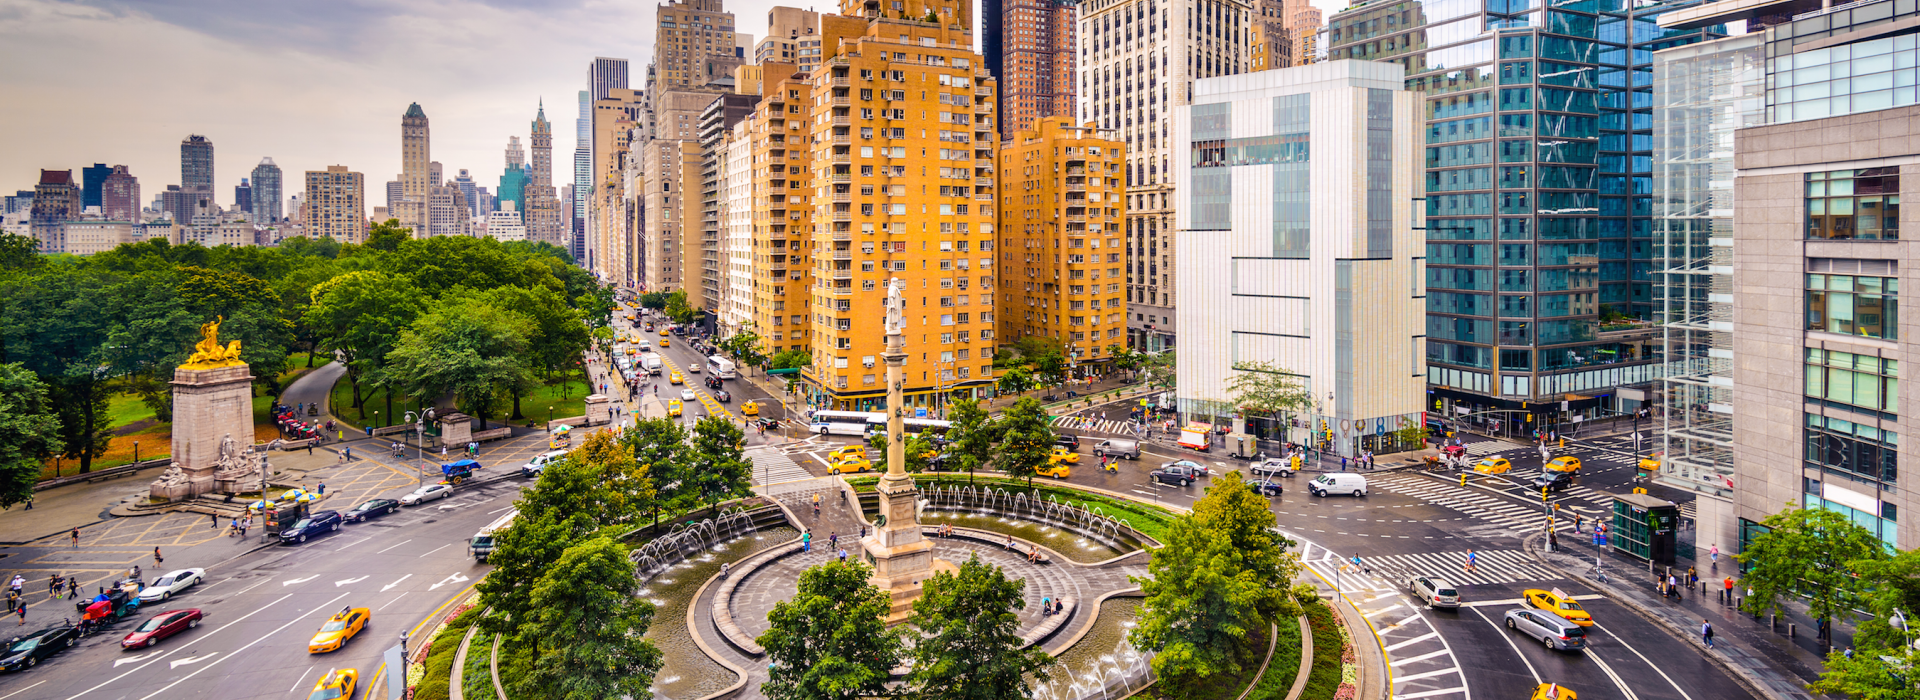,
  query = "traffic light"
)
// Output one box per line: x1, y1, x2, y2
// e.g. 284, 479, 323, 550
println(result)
1460, 474, 1468, 487
1542, 487, 1550, 501
1526, 413, 1534, 423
